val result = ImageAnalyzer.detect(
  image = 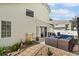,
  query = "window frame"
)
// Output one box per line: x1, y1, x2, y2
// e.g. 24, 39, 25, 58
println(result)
1, 21, 11, 38
26, 9, 34, 17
